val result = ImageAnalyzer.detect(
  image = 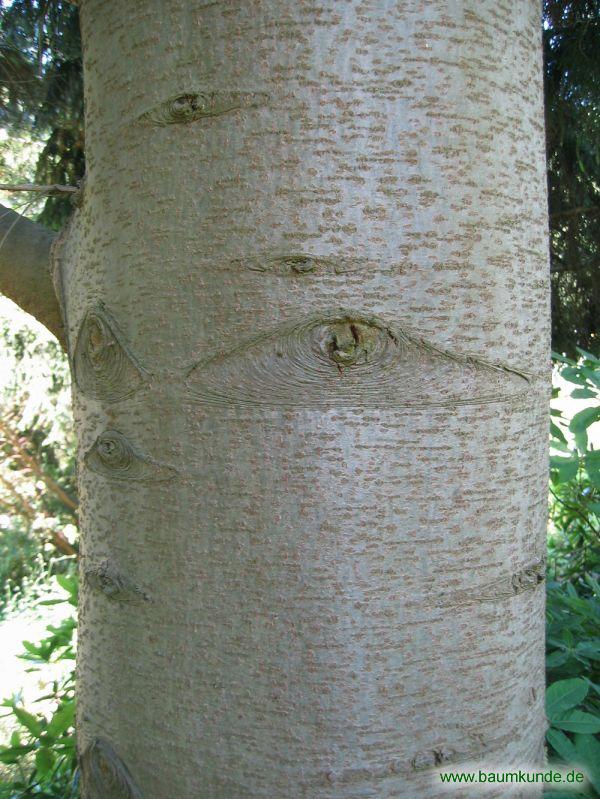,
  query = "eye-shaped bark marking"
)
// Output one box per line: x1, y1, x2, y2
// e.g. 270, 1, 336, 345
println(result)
186, 311, 531, 409
84, 560, 149, 604
411, 747, 456, 771
435, 560, 546, 608
138, 91, 269, 126
81, 738, 143, 799
321, 729, 515, 784
232, 253, 370, 276
73, 304, 148, 403
511, 561, 547, 592
84, 430, 177, 483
